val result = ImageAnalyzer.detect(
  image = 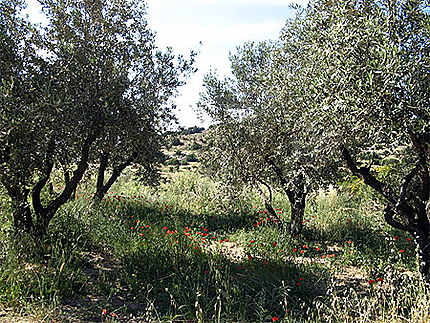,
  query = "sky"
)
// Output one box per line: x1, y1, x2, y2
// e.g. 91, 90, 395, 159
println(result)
24, 0, 308, 128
